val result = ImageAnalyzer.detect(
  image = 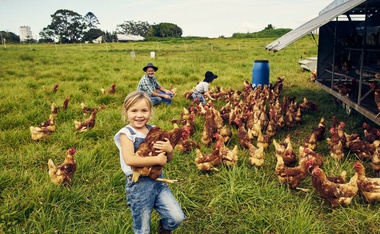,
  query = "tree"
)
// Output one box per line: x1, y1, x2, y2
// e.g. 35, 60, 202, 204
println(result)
82, 28, 104, 42
83, 12, 100, 29
39, 29, 56, 42
265, 24, 274, 30
0, 31, 19, 43
42, 9, 86, 43
148, 22, 182, 37
103, 31, 118, 42
116, 21, 151, 37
